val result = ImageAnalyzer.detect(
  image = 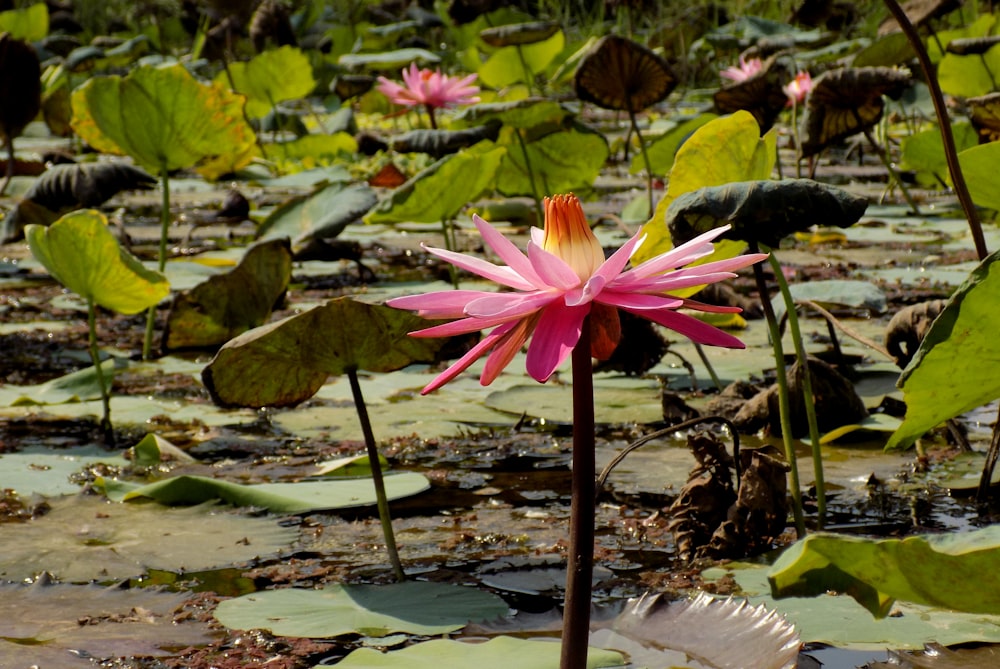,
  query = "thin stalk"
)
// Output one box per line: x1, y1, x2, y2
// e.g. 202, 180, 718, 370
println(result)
514, 45, 535, 95
626, 108, 655, 218
425, 103, 438, 129
859, 122, 920, 215
767, 250, 825, 528
977, 403, 1000, 502
693, 343, 723, 392
142, 166, 170, 360
560, 319, 596, 669
440, 218, 459, 289
790, 101, 802, 179
514, 129, 544, 225
347, 367, 405, 582
882, 0, 987, 261
749, 241, 805, 537
87, 298, 114, 445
